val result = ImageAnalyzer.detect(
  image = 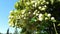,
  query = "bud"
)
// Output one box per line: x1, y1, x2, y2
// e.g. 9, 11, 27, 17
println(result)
34, 10, 37, 12
38, 1, 40, 4
35, 3, 37, 7
39, 14, 43, 21
51, 17, 55, 20
41, 7, 45, 11
45, 17, 48, 20
26, 2, 30, 5
33, 10, 37, 15
22, 10, 25, 14
16, 16, 20, 19
33, 12, 35, 15
36, 13, 39, 16
24, 17, 26, 19
9, 22, 14, 27
37, 11, 39, 13
31, 1, 35, 3
39, 13, 43, 18
43, 0, 45, 3
38, 6, 41, 9
44, 5, 47, 7
47, 13, 51, 17
8, 16, 14, 19
51, 17, 56, 22
39, 17, 43, 21
46, 2, 49, 4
